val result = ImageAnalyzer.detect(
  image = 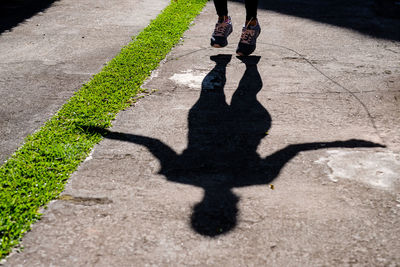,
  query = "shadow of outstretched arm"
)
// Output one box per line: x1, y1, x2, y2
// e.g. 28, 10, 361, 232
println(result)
82, 127, 178, 173
254, 139, 386, 185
